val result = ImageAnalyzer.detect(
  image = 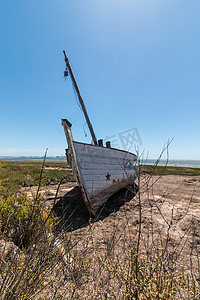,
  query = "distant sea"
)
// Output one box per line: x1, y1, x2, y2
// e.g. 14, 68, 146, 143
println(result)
0, 156, 66, 162
143, 159, 200, 168
0, 157, 200, 168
